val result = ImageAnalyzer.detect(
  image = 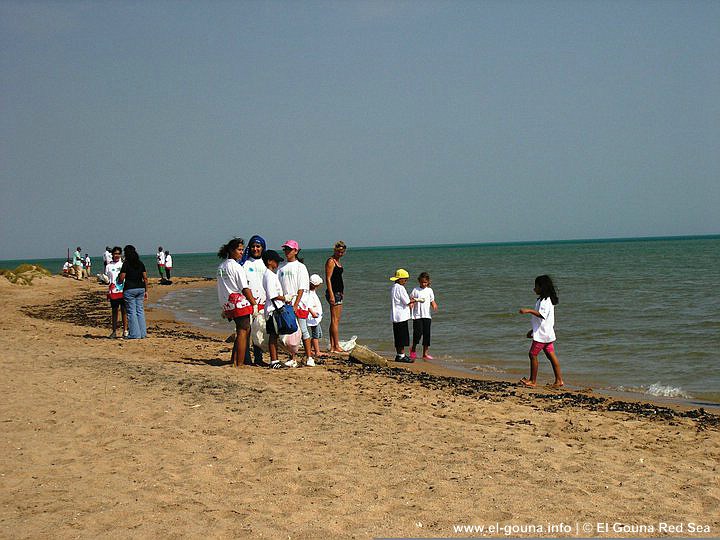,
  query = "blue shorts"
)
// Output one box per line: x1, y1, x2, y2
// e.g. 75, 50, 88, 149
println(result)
309, 324, 322, 340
